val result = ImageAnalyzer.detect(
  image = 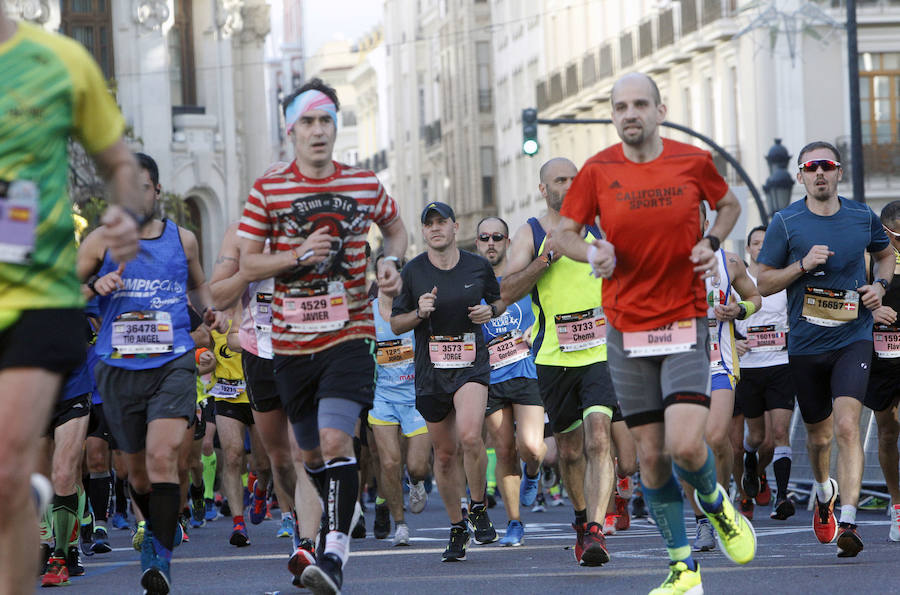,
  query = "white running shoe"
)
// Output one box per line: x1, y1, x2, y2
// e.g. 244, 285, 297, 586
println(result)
408, 481, 427, 514
31, 473, 52, 517
393, 522, 410, 546
890, 503, 900, 542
